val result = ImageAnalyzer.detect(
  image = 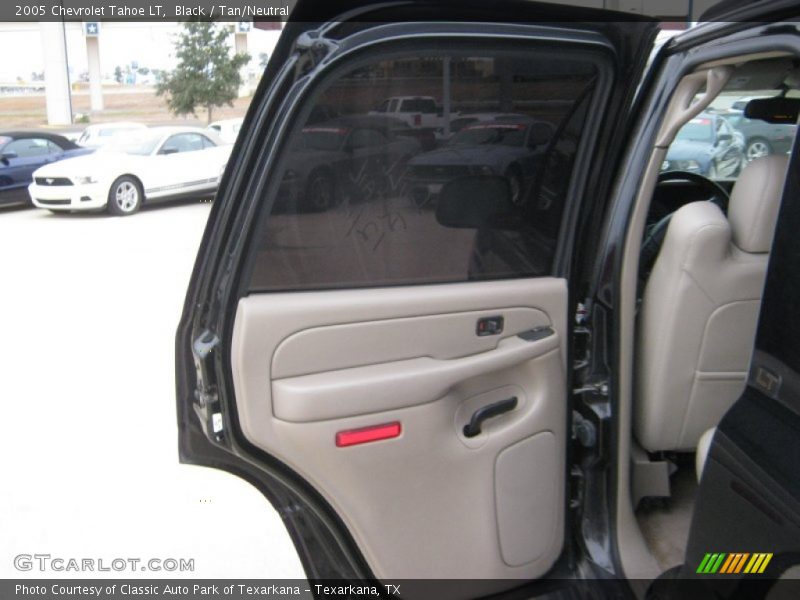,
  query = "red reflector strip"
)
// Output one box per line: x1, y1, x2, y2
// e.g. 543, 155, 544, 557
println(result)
336, 422, 401, 447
